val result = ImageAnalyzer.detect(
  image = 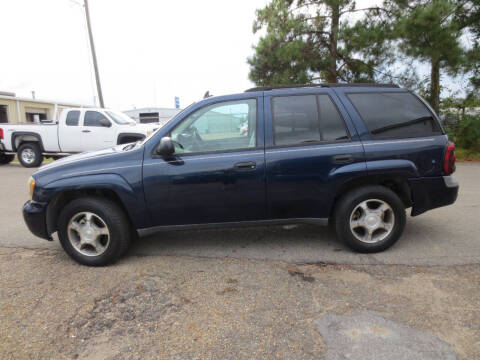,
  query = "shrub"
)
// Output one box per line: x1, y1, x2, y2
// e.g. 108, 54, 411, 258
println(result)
447, 115, 480, 152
